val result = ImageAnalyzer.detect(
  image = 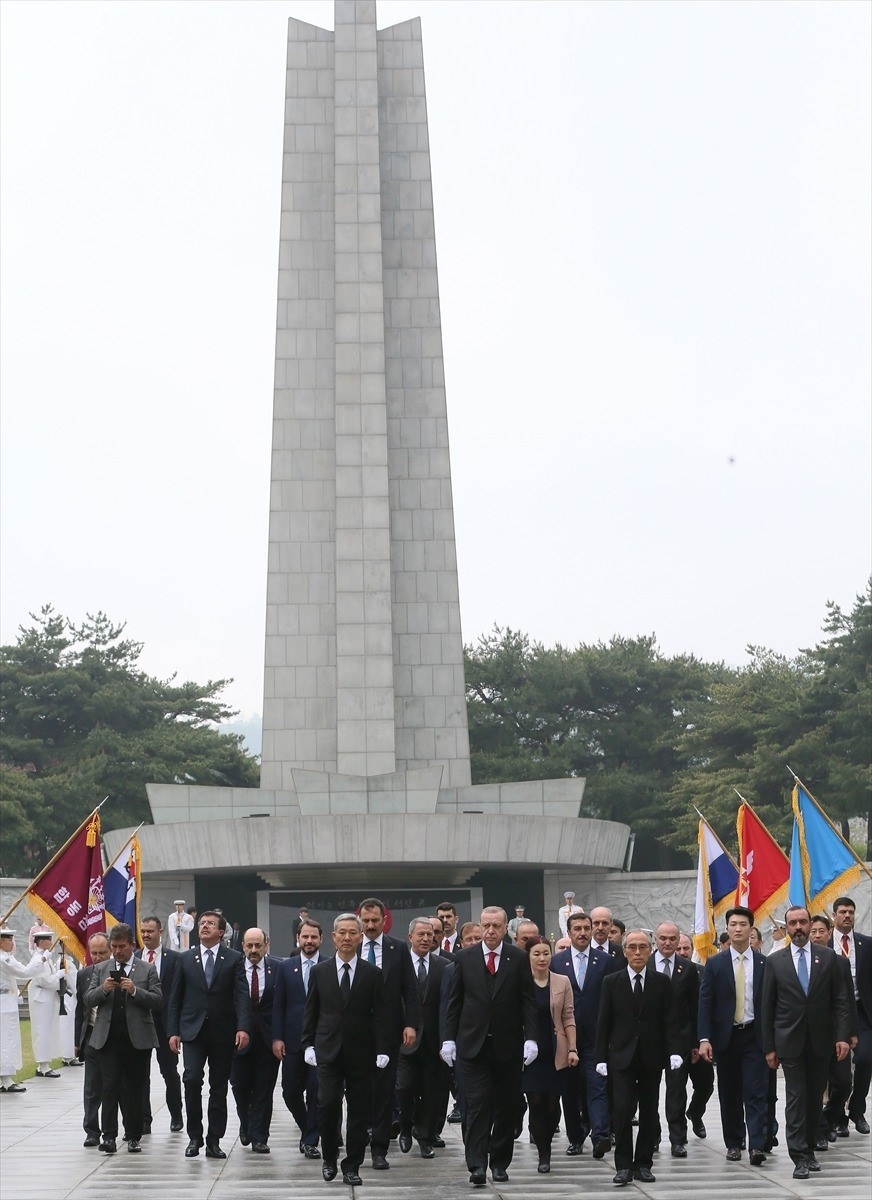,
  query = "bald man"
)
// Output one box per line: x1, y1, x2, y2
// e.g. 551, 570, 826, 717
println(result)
229, 929, 280, 1153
